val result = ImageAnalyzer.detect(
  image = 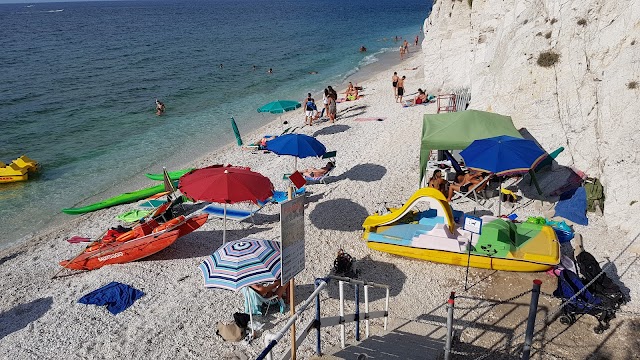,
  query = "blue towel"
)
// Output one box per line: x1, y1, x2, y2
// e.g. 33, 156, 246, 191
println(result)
79, 282, 145, 315
554, 187, 588, 226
